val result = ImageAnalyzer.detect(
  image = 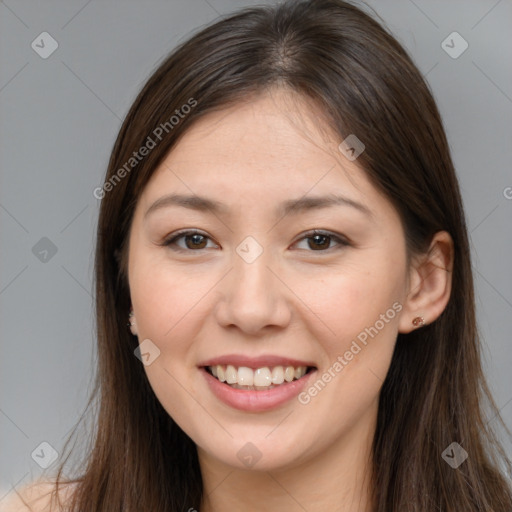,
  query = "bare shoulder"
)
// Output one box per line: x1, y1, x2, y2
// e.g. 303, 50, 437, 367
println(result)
0, 480, 78, 512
